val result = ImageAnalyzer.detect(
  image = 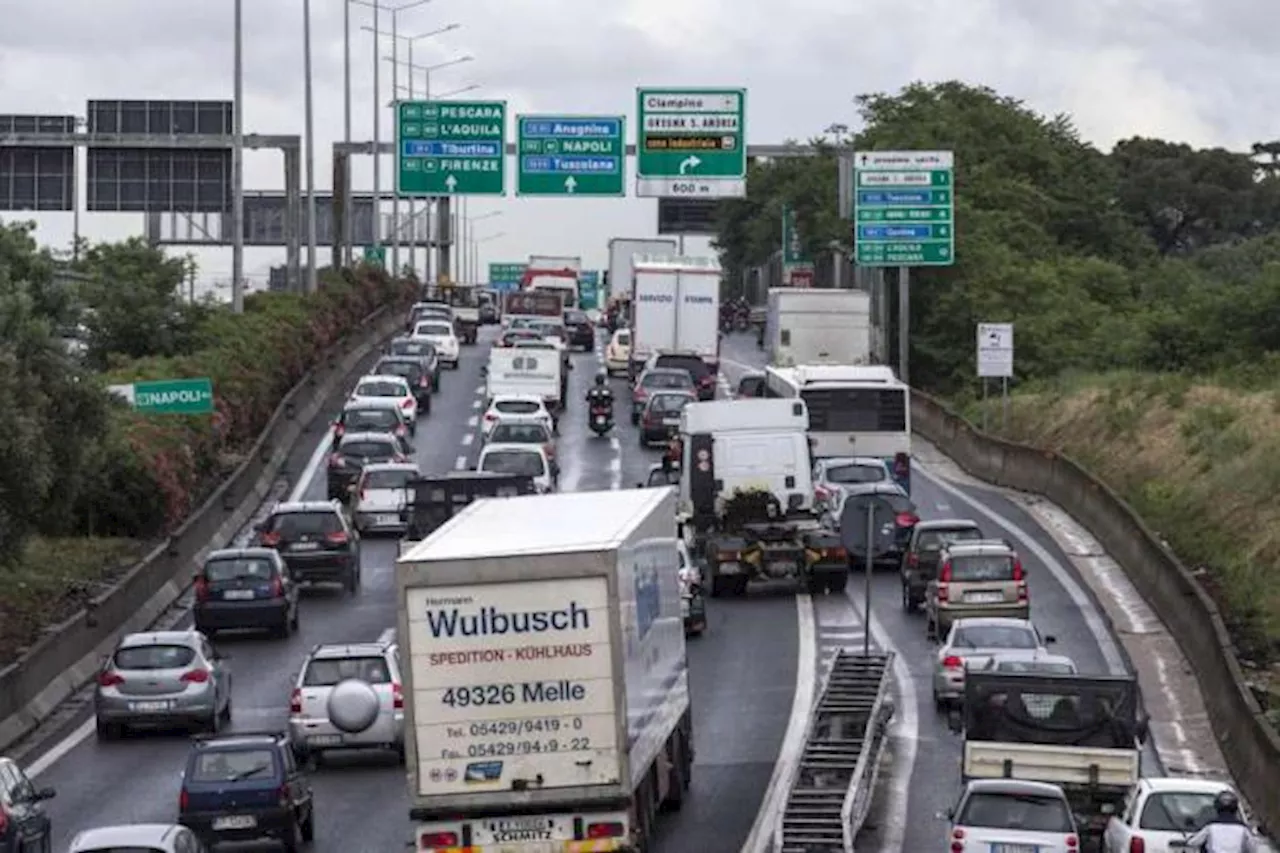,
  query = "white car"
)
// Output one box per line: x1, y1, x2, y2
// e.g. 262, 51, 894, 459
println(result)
946, 779, 1080, 853
476, 442, 554, 493
69, 824, 203, 853
932, 617, 1056, 709
1103, 778, 1260, 853
605, 328, 631, 375
348, 374, 417, 432
412, 319, 459, 369
354, 461, 420, 535
481, 394, 554, 439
